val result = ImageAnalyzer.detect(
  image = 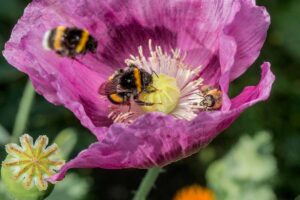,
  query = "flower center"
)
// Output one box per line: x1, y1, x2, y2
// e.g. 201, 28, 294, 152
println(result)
107, 40, 210, 124
140, 74, 180, 114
